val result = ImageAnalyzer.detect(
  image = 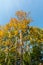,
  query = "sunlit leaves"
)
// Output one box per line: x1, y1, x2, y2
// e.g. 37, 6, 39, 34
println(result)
0, 11, 43, 65
0, 30, 4, 37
